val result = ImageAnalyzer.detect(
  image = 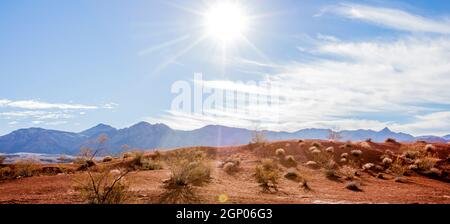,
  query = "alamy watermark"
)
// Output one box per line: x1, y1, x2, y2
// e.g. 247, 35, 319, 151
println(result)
170, 73, 284, 125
